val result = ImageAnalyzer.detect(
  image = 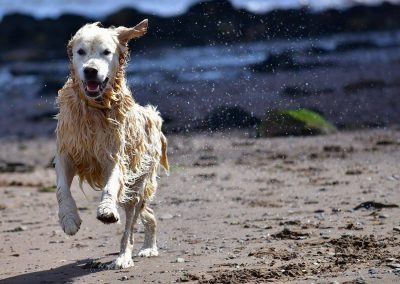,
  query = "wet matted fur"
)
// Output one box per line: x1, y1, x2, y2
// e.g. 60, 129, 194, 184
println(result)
55, 19, 169, 269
